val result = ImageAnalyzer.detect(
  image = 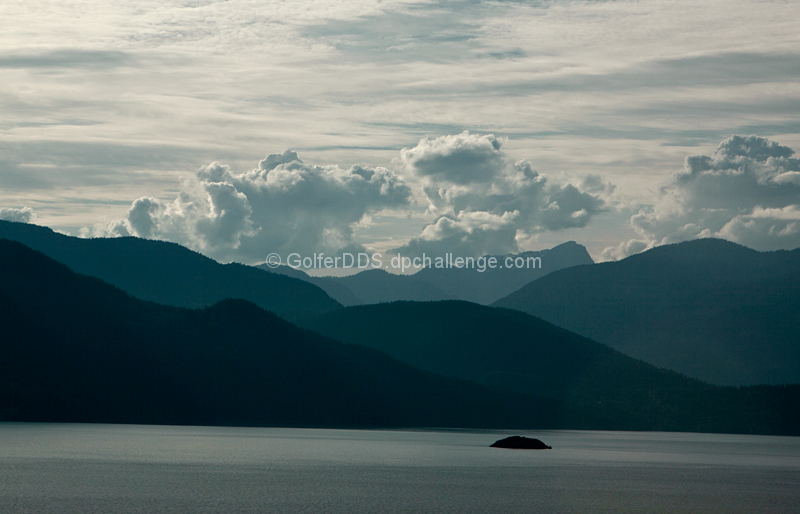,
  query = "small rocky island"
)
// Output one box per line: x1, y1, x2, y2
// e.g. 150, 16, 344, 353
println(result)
490, 436, 552, 450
